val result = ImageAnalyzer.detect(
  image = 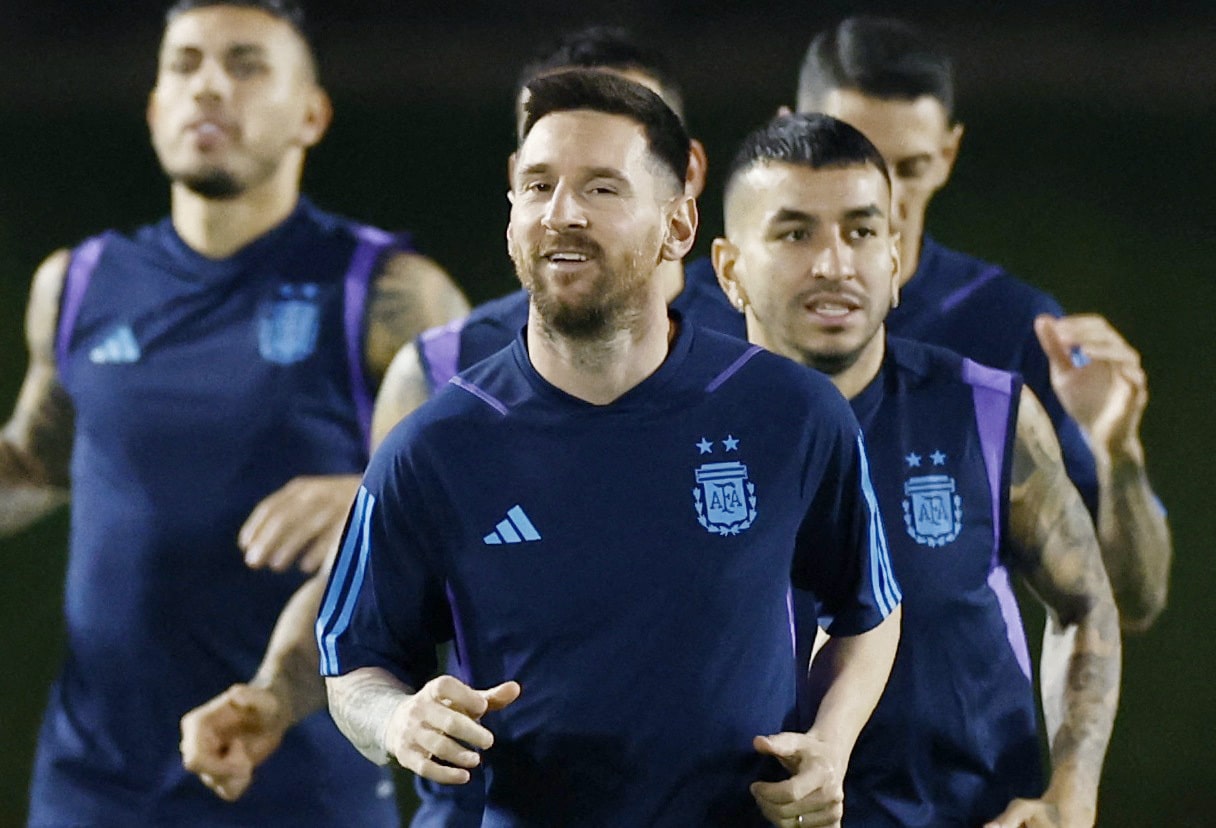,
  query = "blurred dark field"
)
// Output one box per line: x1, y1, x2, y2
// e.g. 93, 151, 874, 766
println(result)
1, 3, 1214, 825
